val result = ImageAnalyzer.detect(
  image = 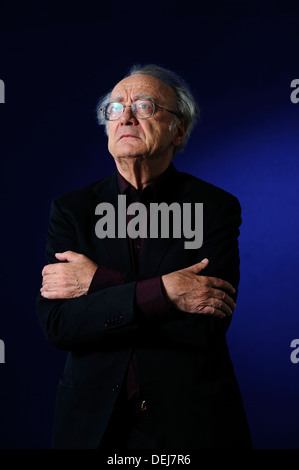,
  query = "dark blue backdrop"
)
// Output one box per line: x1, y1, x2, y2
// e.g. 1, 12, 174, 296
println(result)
0, 1, 298, 449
